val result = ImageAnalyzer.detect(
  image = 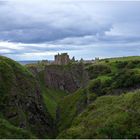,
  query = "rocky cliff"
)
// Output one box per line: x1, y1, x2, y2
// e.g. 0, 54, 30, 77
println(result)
44, 63, 89, 93
0, 56, 54, 138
